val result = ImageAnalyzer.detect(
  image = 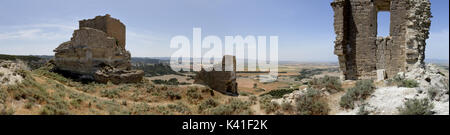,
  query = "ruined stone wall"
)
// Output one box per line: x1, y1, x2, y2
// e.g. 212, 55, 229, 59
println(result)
405, 0, 432, 70
79, 14, 126, 48
331, 0, 431, 80
194, 55, 238, 96
54, 15, 140, 83
54, 27, 131, 76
